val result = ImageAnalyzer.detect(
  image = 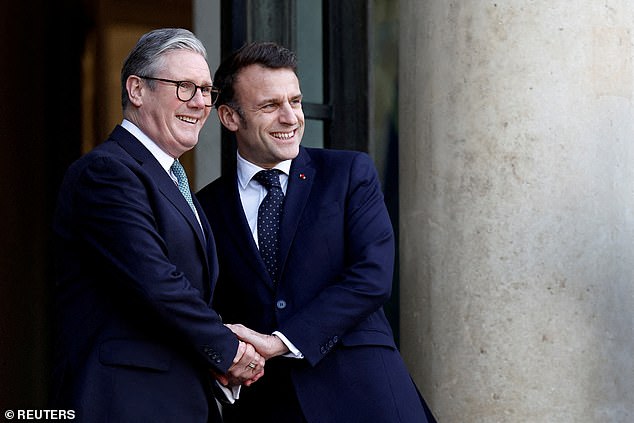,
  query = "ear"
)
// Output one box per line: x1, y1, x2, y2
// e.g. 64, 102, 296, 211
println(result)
126, 75, 144, 107
217, 104, 241, 132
